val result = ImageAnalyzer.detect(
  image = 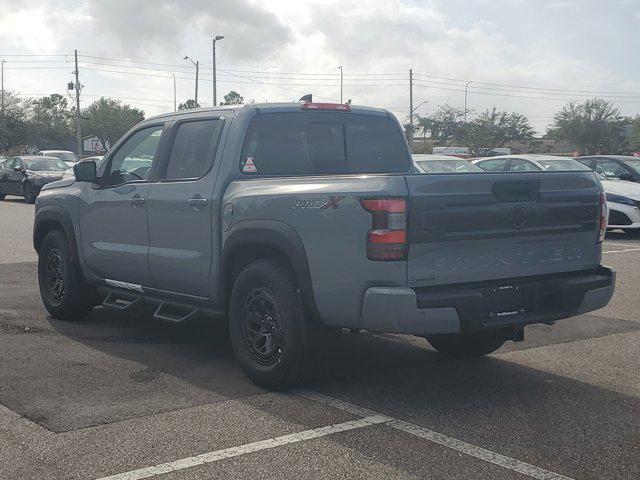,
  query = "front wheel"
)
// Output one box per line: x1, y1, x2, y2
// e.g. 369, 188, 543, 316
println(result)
228, 258, 305, 389
426, 331, 507, 357
37, 230, 94, 320
23, 182, 37, 203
